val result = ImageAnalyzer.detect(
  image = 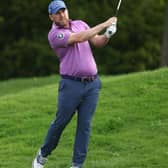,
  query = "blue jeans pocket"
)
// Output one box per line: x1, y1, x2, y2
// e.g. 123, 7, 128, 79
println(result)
58, 80, 65, 92
97, 77, 102, 90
